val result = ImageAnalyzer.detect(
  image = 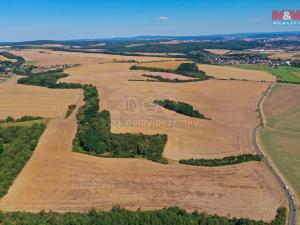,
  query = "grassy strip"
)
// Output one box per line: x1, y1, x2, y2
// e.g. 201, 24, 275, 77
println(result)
18, 70, 167, 162
0, 206, 286, 225
226, 64, 273, 72
141, 74, 203, 83
179, 154, 261, 167
0, 123, 46, 197
154, 99, 208, 119
130, 62, 210, 80
271, 66, 300, 84
65, 104, 76, 118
